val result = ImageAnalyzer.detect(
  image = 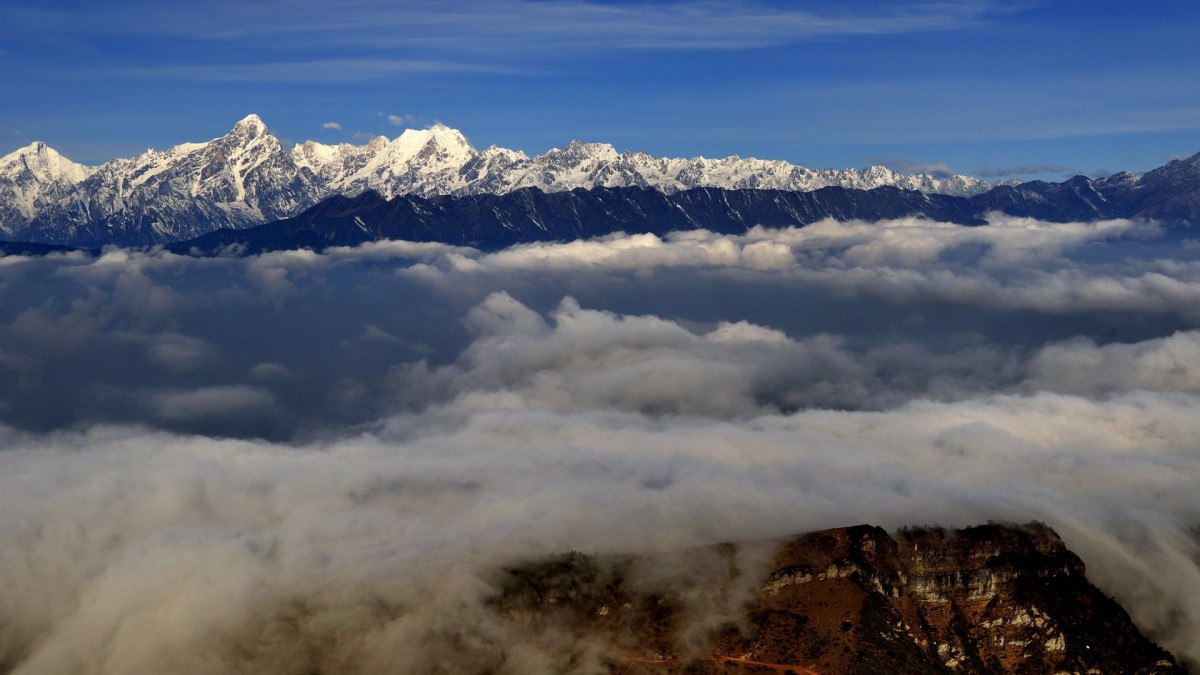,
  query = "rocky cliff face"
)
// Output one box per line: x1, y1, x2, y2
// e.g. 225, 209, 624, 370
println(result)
495, 523, 1186, 674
